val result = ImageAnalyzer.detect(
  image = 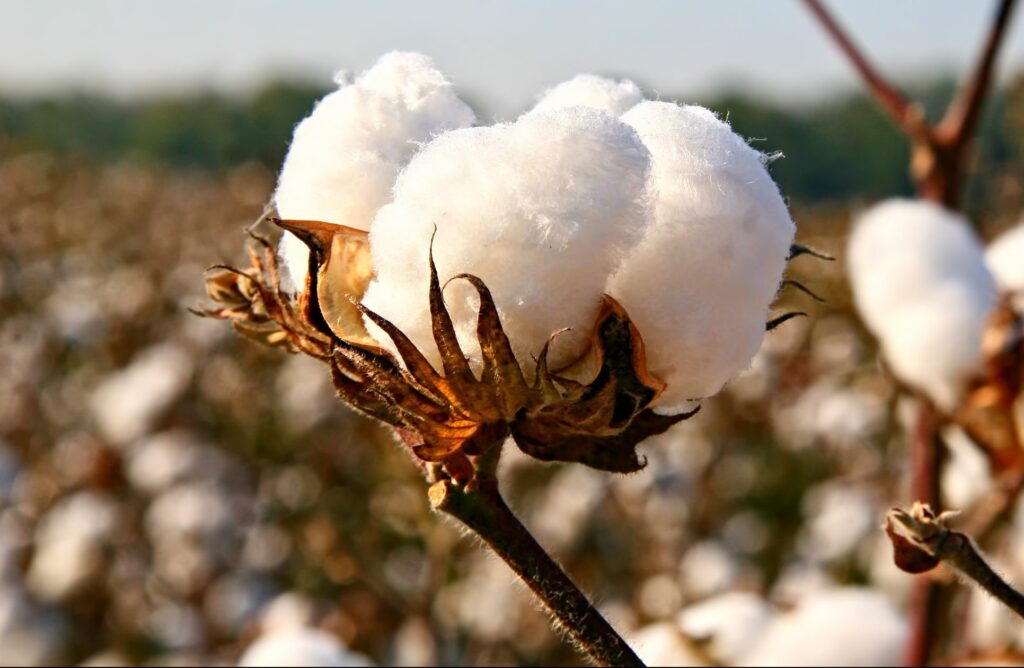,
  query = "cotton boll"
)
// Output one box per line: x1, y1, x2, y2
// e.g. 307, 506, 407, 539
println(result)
364, 107, 652, 369
609, 101, 795, 407
0, 583, 67, 666
848, 199, 996, 409
90, 343, 193, 446
275, 51, 475, 289
678, 540, 739, 599
239, 628, 372, 667
942, 425, 992, 510
987, 222, 1024, 294
880, 282, 994, 410
27, 491, 120, 601
739, 587, 907, 666
848, 200, 992, 333
529, 74, 643, 117
678, 591, 772, 665
628, 622, 707, 667
797, 481, 877, 564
